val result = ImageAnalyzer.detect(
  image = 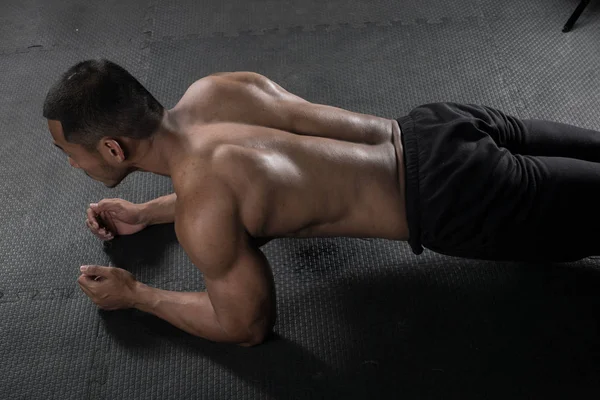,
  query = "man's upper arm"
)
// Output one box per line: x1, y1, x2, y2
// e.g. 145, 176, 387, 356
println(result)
175, 183, 276, 343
